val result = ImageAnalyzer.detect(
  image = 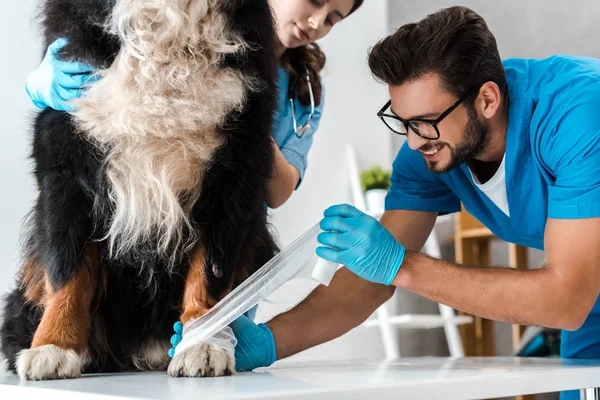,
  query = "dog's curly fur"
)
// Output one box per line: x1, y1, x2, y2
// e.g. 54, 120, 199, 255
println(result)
1, 0, 279, 378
